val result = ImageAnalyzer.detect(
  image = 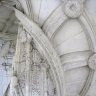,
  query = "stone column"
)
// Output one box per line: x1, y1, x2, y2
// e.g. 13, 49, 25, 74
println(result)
10, 25, 22, 96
